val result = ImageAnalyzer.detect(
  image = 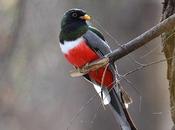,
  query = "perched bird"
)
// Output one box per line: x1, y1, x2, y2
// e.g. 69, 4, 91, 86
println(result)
59, 8, 136, 130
